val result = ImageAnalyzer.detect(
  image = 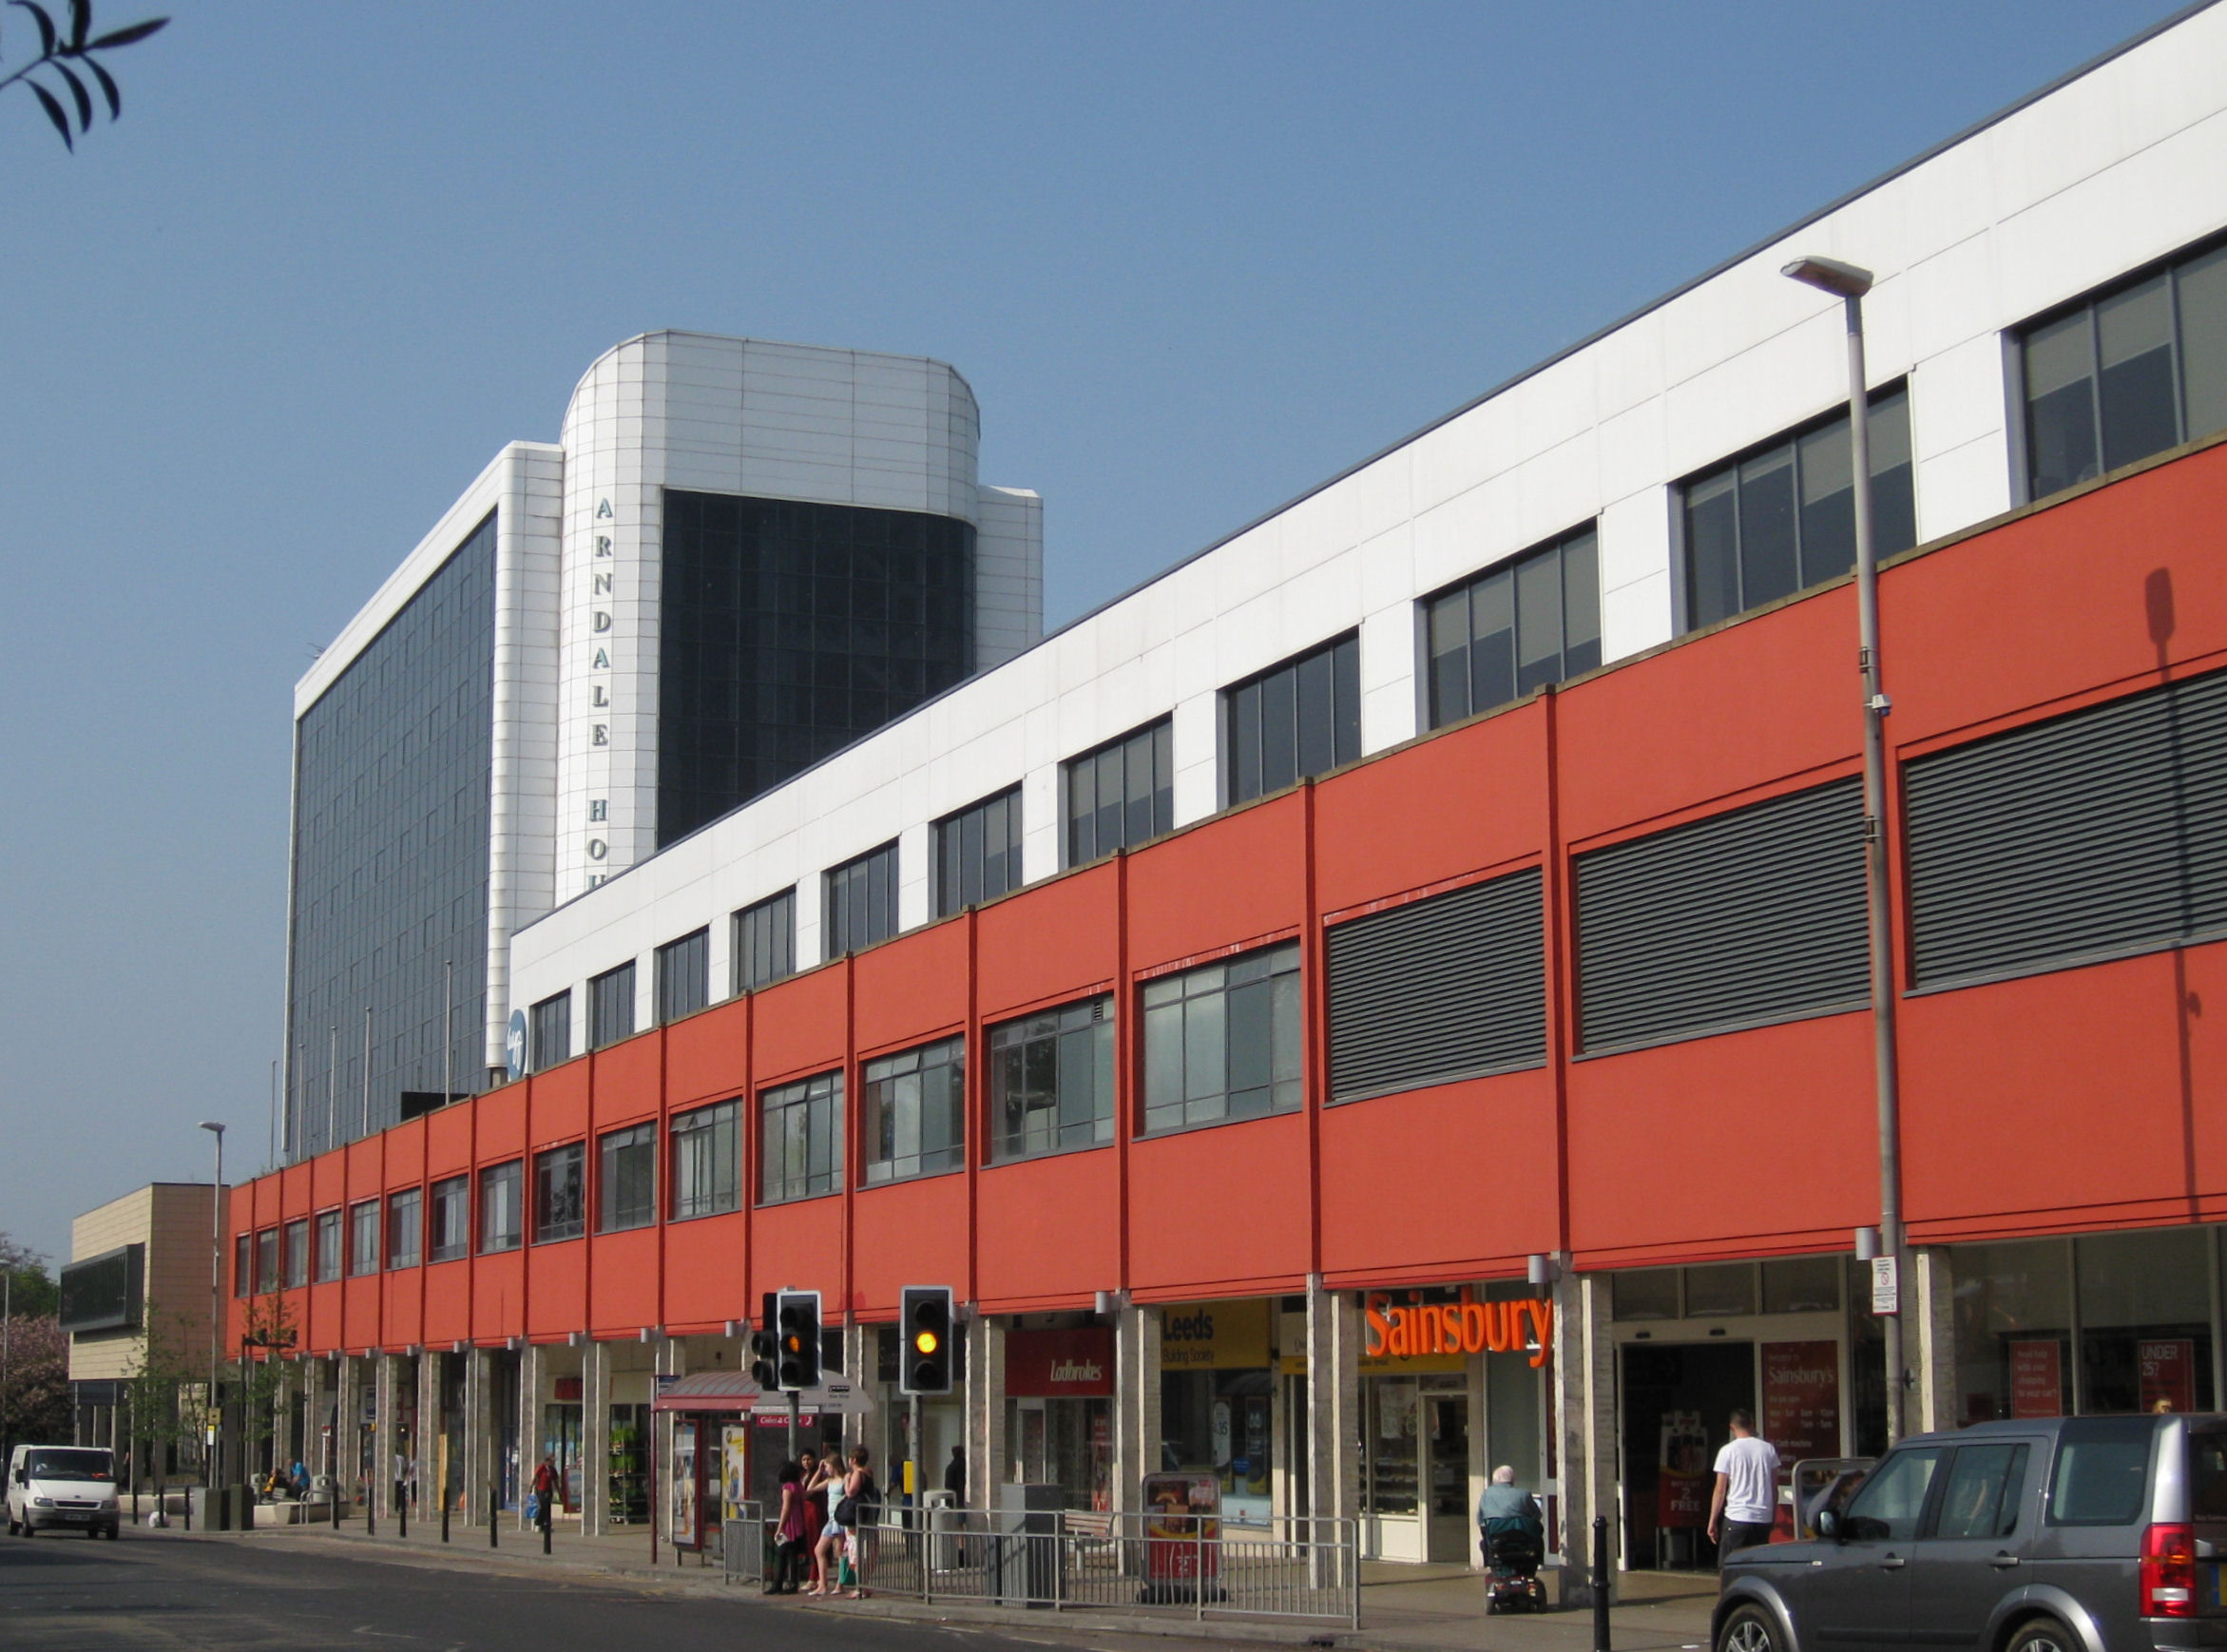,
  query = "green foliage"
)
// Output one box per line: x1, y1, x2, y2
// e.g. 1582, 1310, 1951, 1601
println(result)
0, 1234, 59, 1321
126, 1298, 203, 1470
2, 0, 168, 149
0, 1313, 70, 1447
236, 1291, 298, 1452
